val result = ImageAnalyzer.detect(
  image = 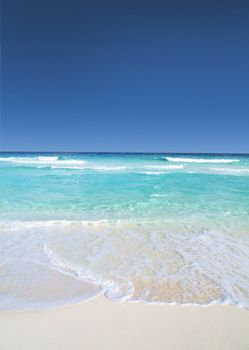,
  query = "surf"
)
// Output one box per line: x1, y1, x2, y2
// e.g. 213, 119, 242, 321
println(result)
165, 156, 240, 163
